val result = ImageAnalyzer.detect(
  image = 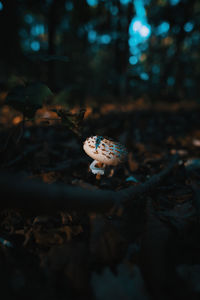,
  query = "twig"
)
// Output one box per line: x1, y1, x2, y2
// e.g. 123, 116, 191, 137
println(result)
119, 154, 179, 201
1, 116, 26, 153
0, 155, 179, 213
16, 115, 25, 144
